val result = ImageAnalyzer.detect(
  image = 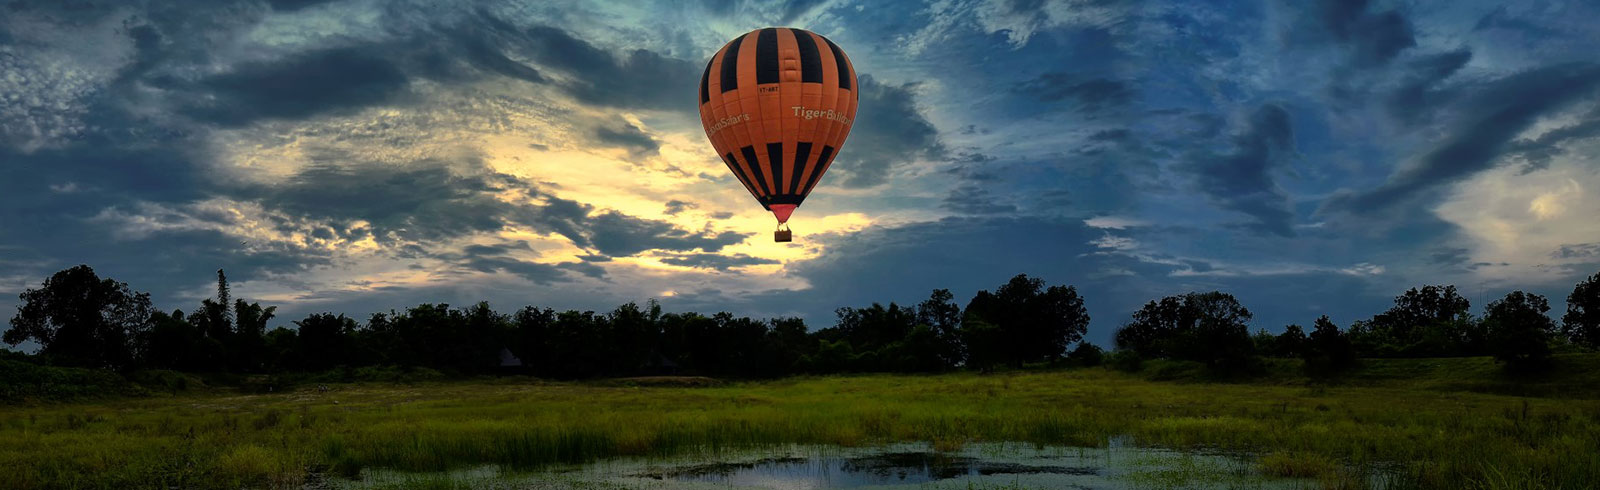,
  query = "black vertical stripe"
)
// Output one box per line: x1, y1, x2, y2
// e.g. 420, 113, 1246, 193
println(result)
720, 35, 742, 93
740, 146, 771, 196
724, 153, 752, 192
803, 145, 834, 194
699, 57, 712, 103
791, 29, 823, 83
823, 38, 850, 89
755, 28, 779, 84
790, 142, 812, 194
766, 142, 784, 193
